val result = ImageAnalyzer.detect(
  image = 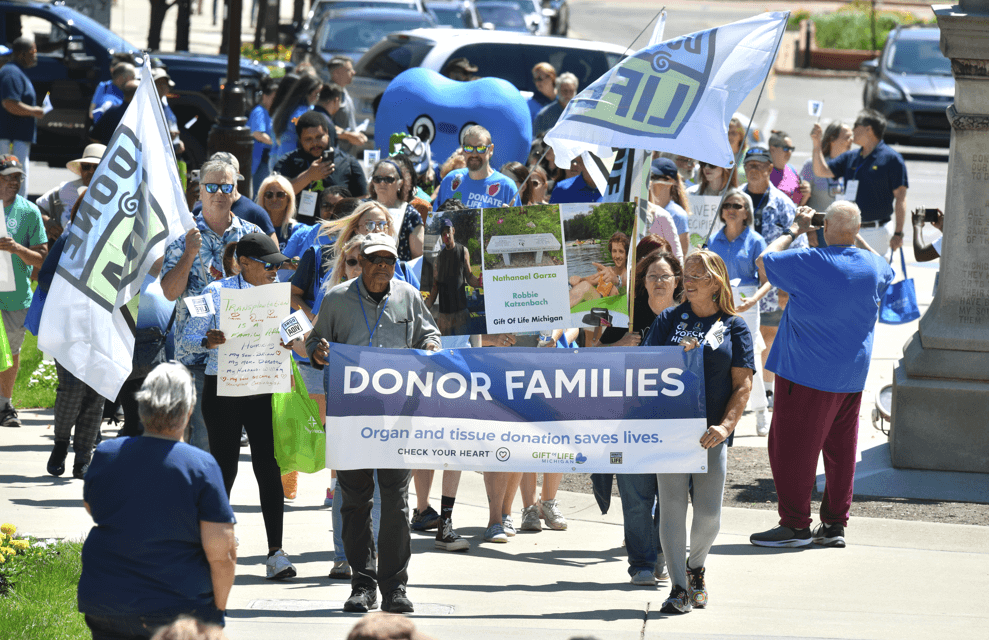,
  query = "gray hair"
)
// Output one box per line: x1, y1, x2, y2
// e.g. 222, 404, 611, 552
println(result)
136, 363, 197, 434
556, 72, 578, 91
720, 187, 754, 226
199, 159, 235, 184
825, 200, 861, 235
